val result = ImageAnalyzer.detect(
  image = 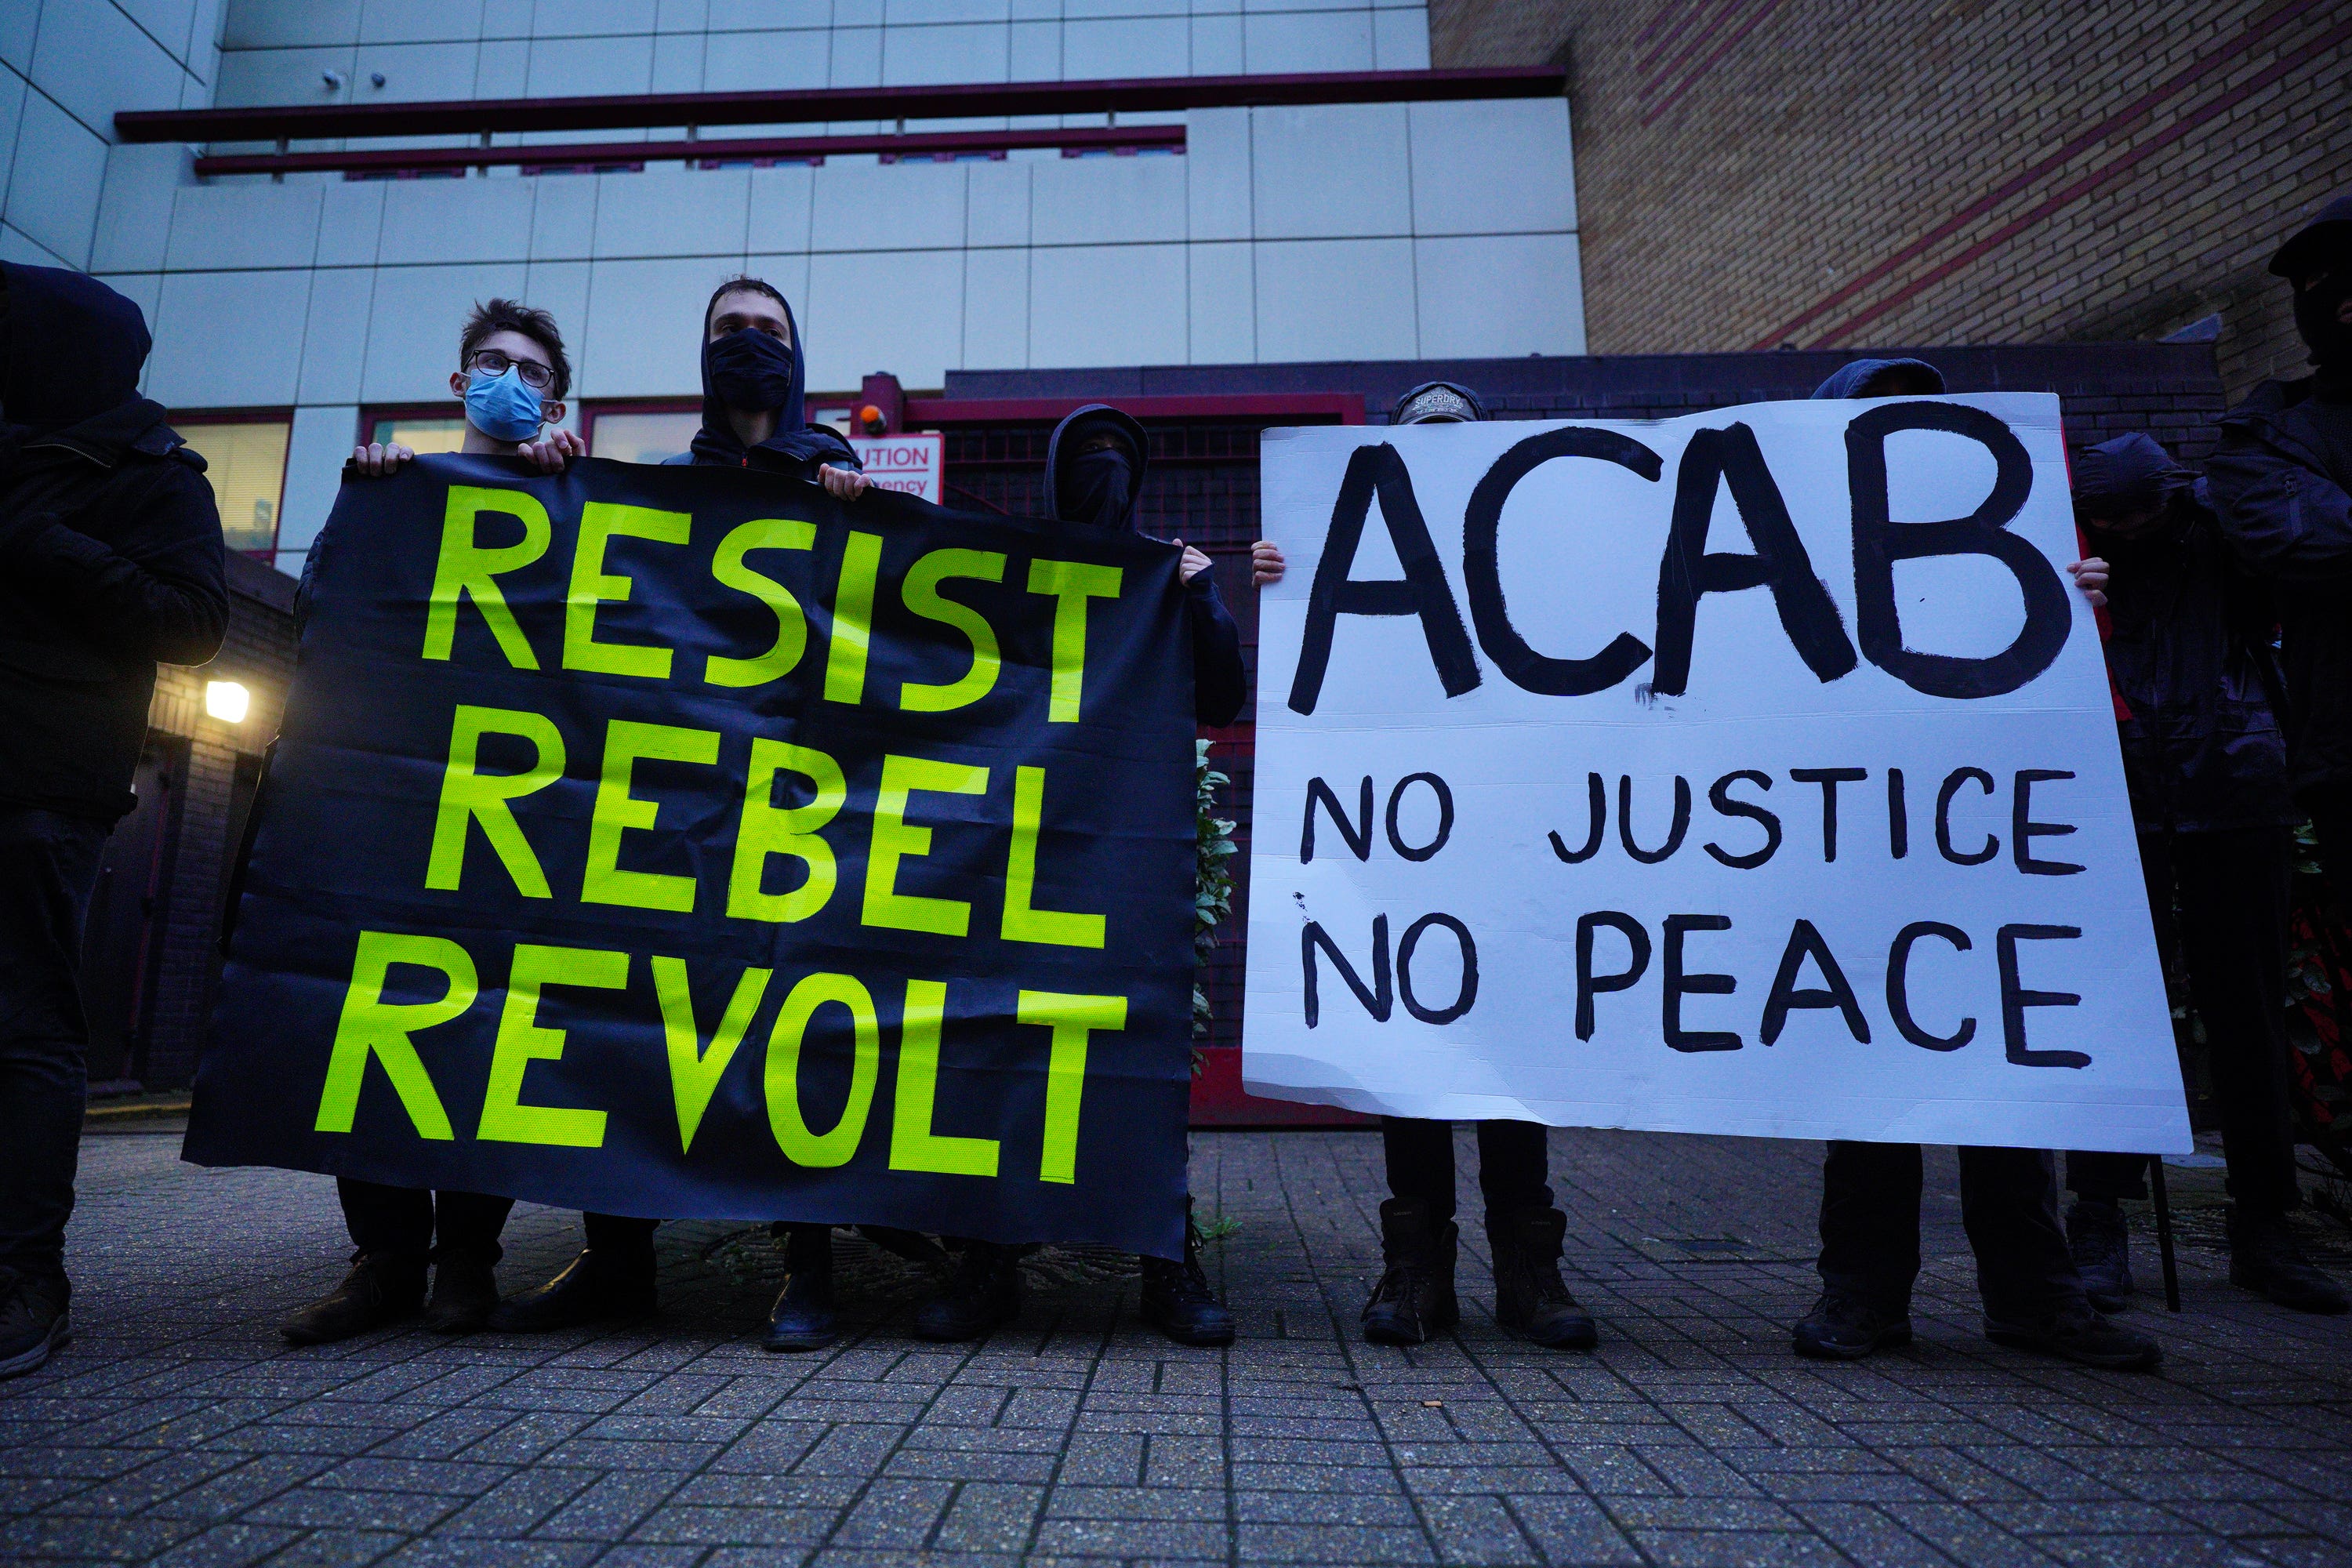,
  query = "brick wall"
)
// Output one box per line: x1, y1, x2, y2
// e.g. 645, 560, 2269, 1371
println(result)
1426, 0, 2349, 401
141, 554, 296, 1087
